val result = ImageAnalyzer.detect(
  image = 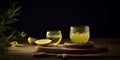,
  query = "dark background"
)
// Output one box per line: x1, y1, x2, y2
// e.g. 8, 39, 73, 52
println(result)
0, 0, 119, 38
